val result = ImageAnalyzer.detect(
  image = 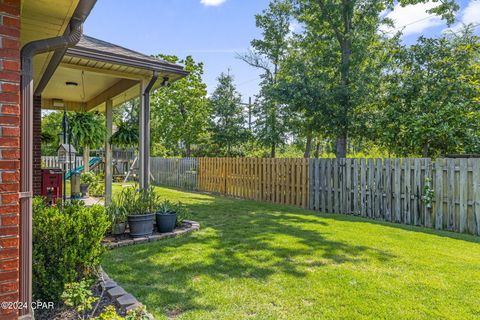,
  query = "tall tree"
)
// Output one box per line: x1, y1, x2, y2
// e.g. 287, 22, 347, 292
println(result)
240, 0, 292, 157
376, 28, 480, 157
151, 55, 210, 157
293, 0, 458, 157
210, 72, 249, 156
